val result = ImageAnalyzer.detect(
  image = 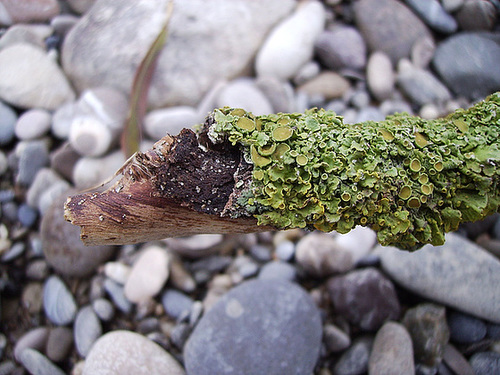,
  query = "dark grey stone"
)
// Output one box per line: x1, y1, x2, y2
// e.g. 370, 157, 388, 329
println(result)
447, 310, 487, 344
433, 32, 500, 99
17, 203, 37, 228
184, 279, 322, 375
0, 101, 17, 146
327, 267, 400, 331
